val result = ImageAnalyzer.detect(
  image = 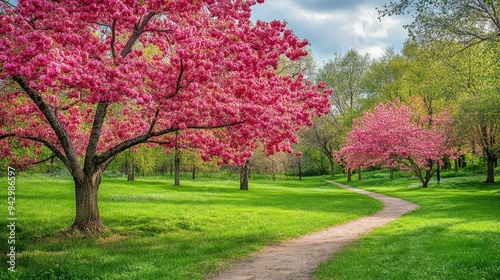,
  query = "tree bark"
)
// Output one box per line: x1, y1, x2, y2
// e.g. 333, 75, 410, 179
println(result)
192, 164, 196, 180
357, 167, 362, 181
329, 158, 335, 177
174, 149, 180, 186
70, 173, 105, 233
390, 167, 394, 179
347, 169, 352, 182
486, 152, 495, 183
240, 161, 249, 190
298, 157, 302, 181
436, 164, 441, 184
127, 157, 134, 181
